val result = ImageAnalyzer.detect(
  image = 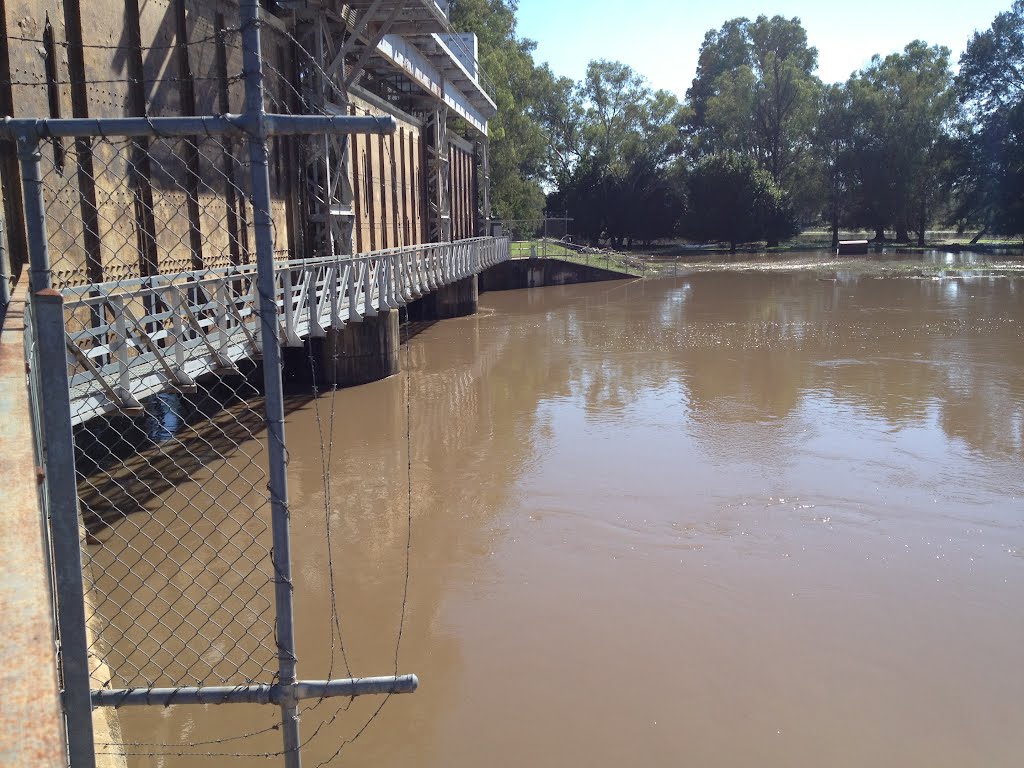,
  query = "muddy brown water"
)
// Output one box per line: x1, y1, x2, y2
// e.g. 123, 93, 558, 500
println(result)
111, 263, 1024, 767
